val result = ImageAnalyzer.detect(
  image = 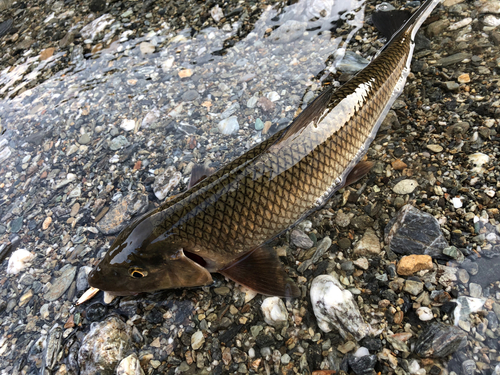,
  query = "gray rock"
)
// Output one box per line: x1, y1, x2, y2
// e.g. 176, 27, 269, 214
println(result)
384, 204, 449, 259
44, 265, 77, 301
461, 359, 476, 375
181, 89, 199, 101
392, 179, 418, 194
78, 133, 91, 145
427, 19, 450, 37
153, 166, 182, 200
348, 354, 377, 375
76, 266, 92, 291
116, 353, 144, 375
218, 116, 239, 135
403, 280, 424, 296
78, 316, 132, 375
460, 259, 478, 275
353, 228, 381, 257
109, 135, 130, 150
469, 283, 482, 298
290, 229, 313, 249
436, 52, 472, 66
97, 192, 150, 234
414, 322, 467, 358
